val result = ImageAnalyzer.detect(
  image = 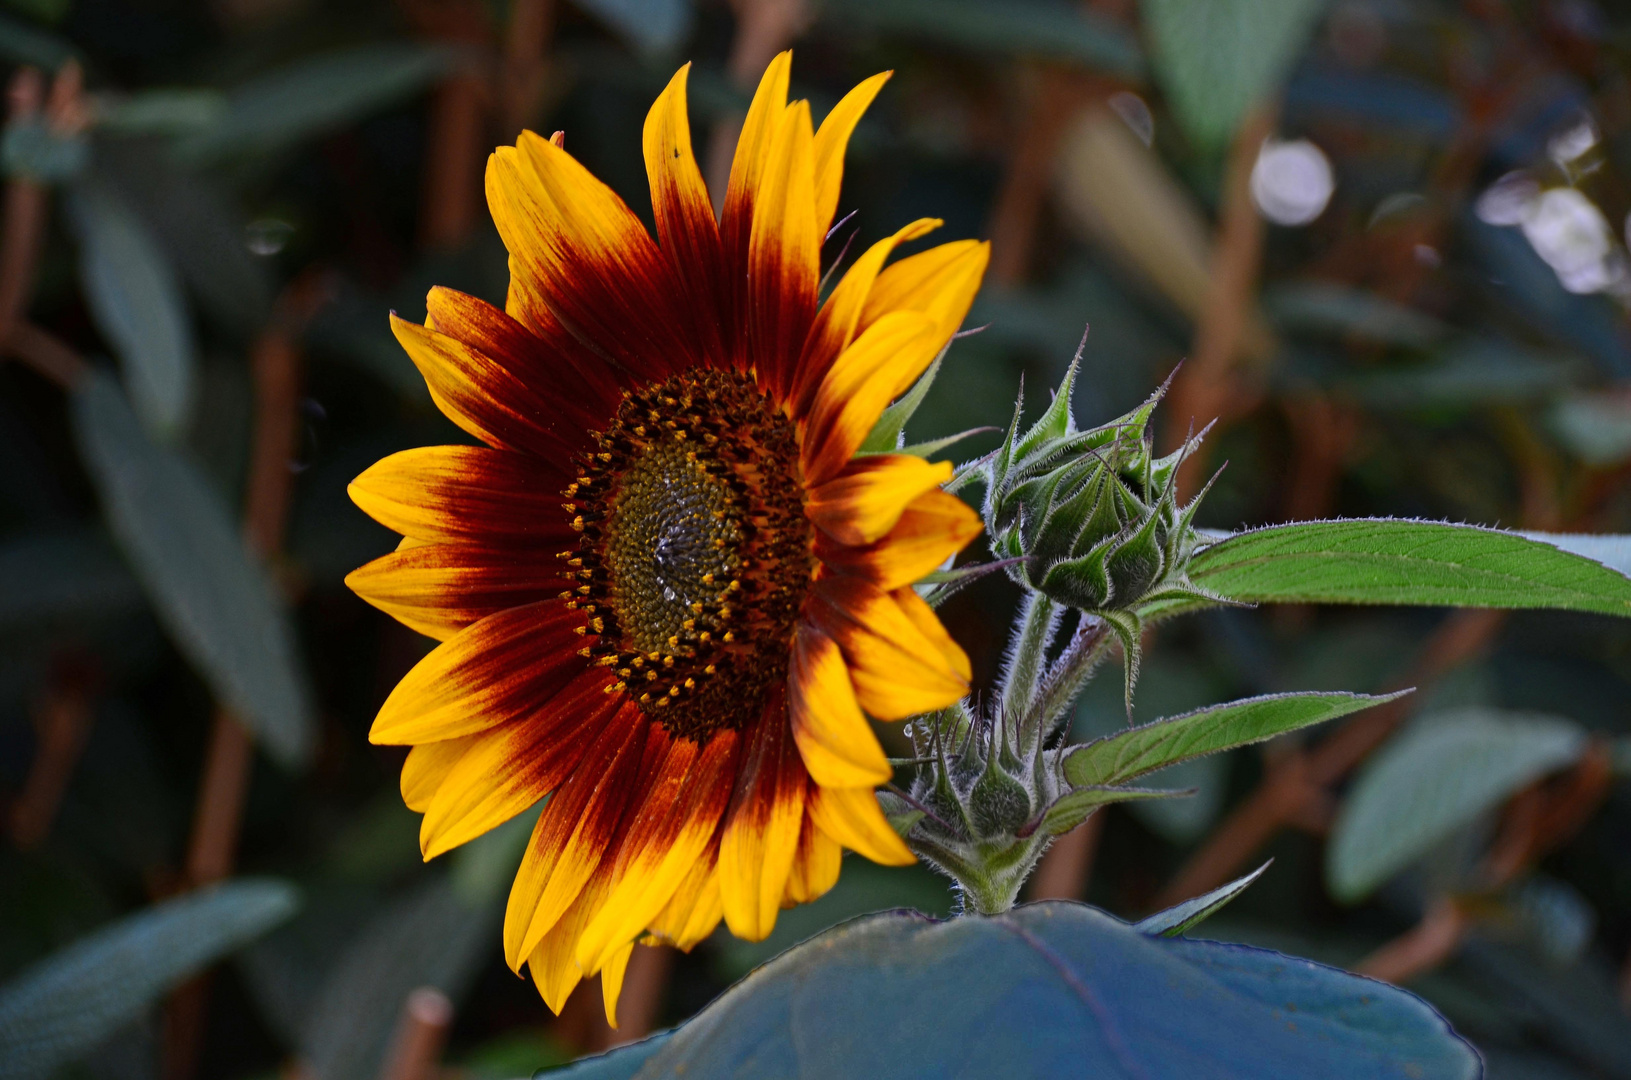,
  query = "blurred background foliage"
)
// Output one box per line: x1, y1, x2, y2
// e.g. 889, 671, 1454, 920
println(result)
1, 0, 1630, 1077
